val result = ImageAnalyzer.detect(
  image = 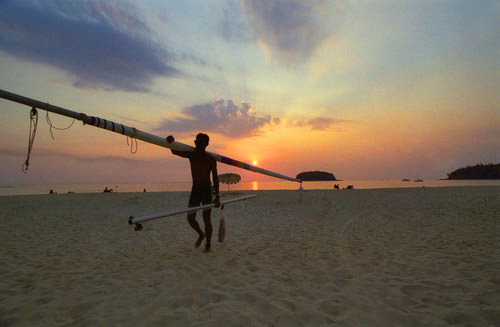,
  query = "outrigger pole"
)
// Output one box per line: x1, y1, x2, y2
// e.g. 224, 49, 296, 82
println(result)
128, 194, 256, 231
0, 89, 301, 183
